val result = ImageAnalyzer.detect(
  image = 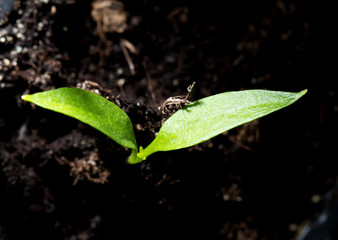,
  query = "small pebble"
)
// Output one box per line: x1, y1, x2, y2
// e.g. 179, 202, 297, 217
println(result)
311, 194, 322, 204
51, 5, 57, 15
117, 78, 125, 87
117, 68, 124, 75
289, 223, 298, 232
3, 58, 10, 66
